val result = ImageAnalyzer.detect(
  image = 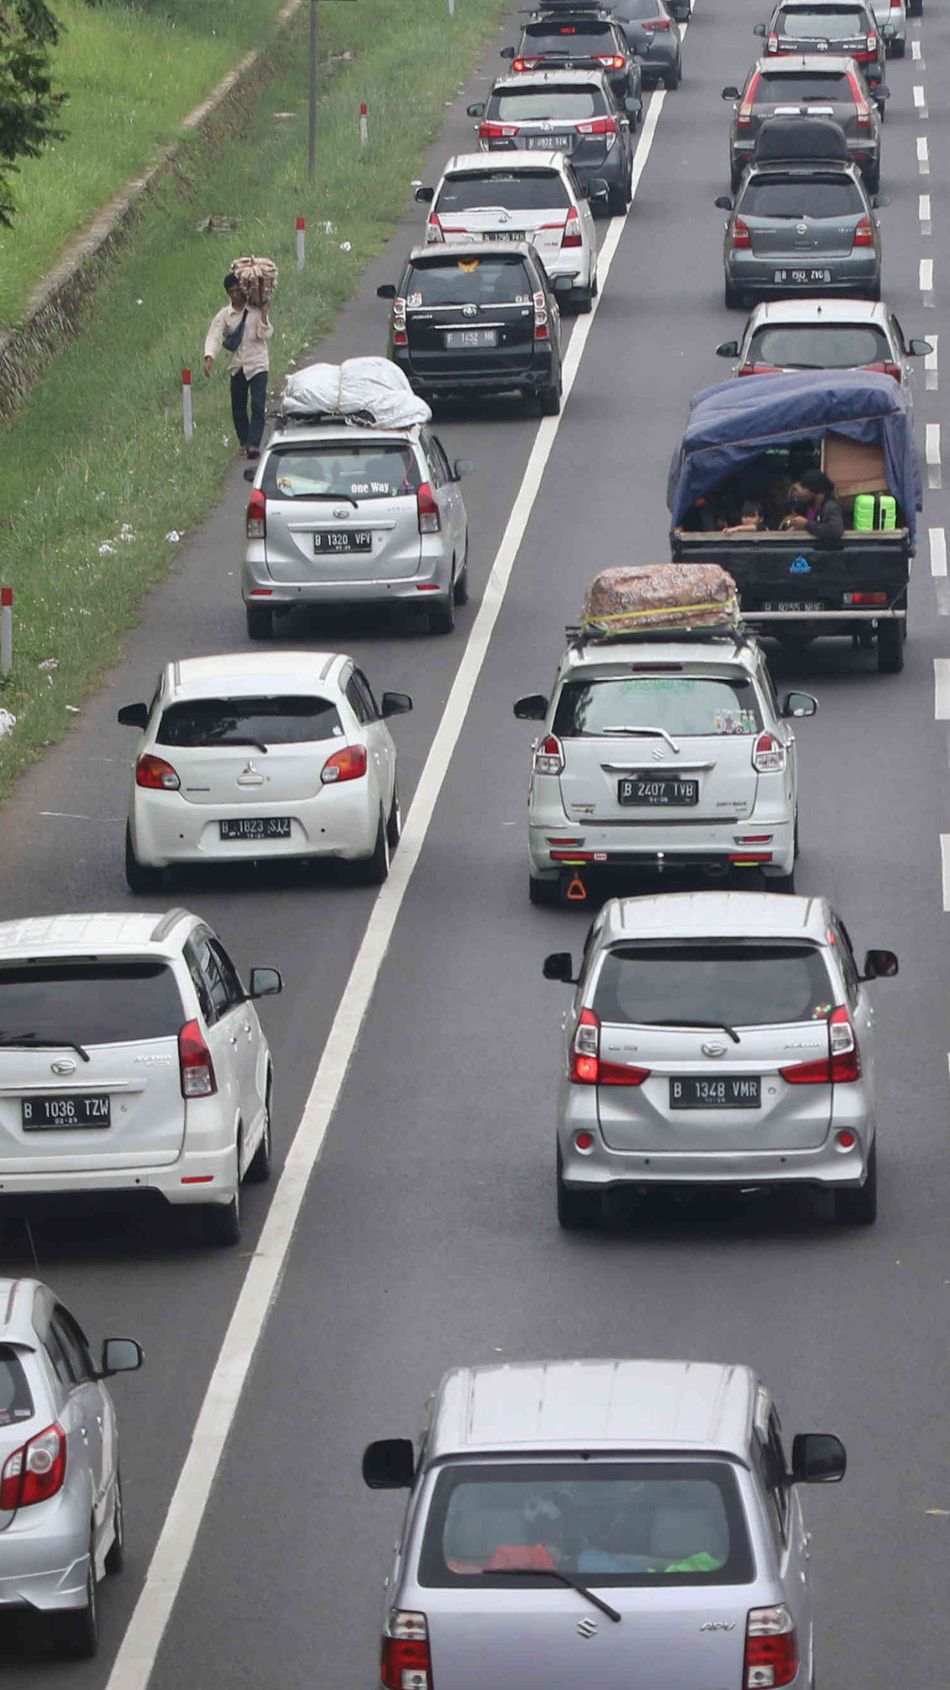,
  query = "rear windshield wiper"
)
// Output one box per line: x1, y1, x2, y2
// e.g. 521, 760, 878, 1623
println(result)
600, 725, 681, 753
0, 1032, 90, 1062
294, 491, 359, 507
203, 737, 269, 754
482, 1566, 621, 1622
642, 1018, 741, 1045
